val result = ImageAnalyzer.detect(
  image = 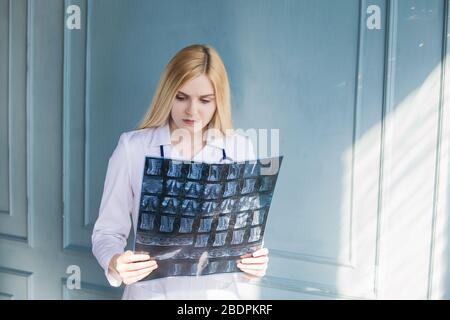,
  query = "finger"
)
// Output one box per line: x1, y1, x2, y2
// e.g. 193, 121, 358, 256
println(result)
117, 260, 157, 272
121, 264, 158, 279
120, 253, 151, 264
118, 259, 157, 272
122, 264, 158, 279
237, 265, 267, 273
252, 248, 269, 257
241, 256, 269, 264
124, 267, 157, 284
237, 262, 267, 271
